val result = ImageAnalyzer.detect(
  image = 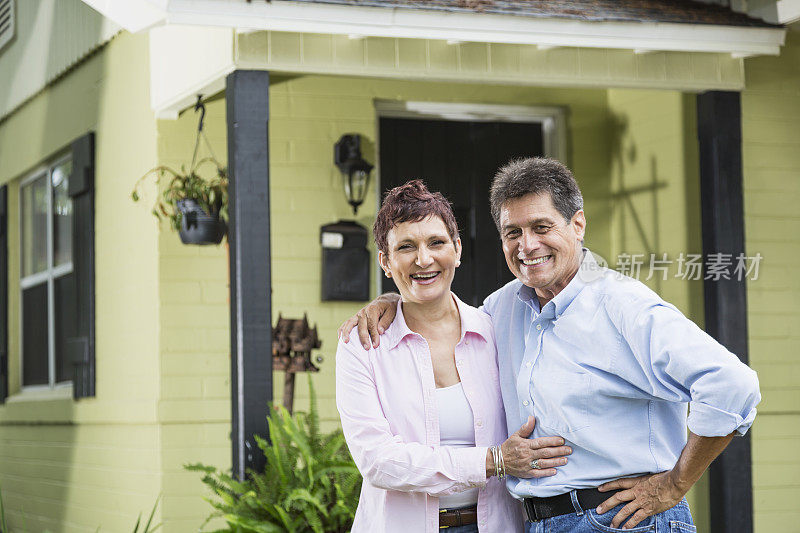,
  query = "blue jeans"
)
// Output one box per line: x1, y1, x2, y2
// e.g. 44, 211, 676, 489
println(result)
526, 492, 696, 533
